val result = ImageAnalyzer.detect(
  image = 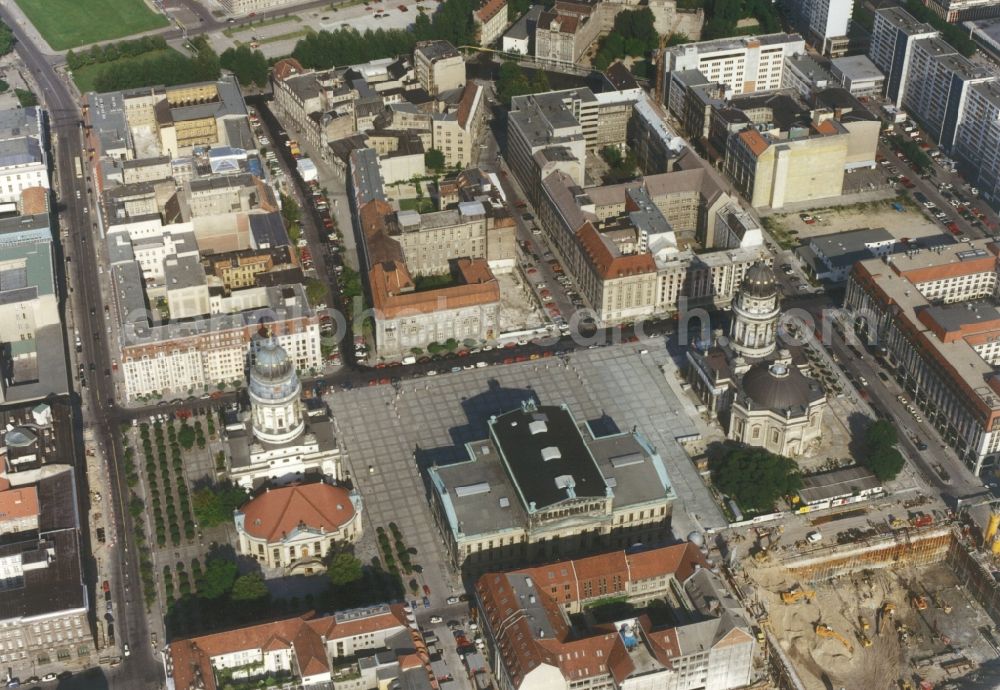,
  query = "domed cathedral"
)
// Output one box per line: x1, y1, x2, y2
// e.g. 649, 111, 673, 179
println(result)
224, 331, 344, 489
249, 336, 305, 445
729, 262, 780, 361
686, 261, 828, 458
